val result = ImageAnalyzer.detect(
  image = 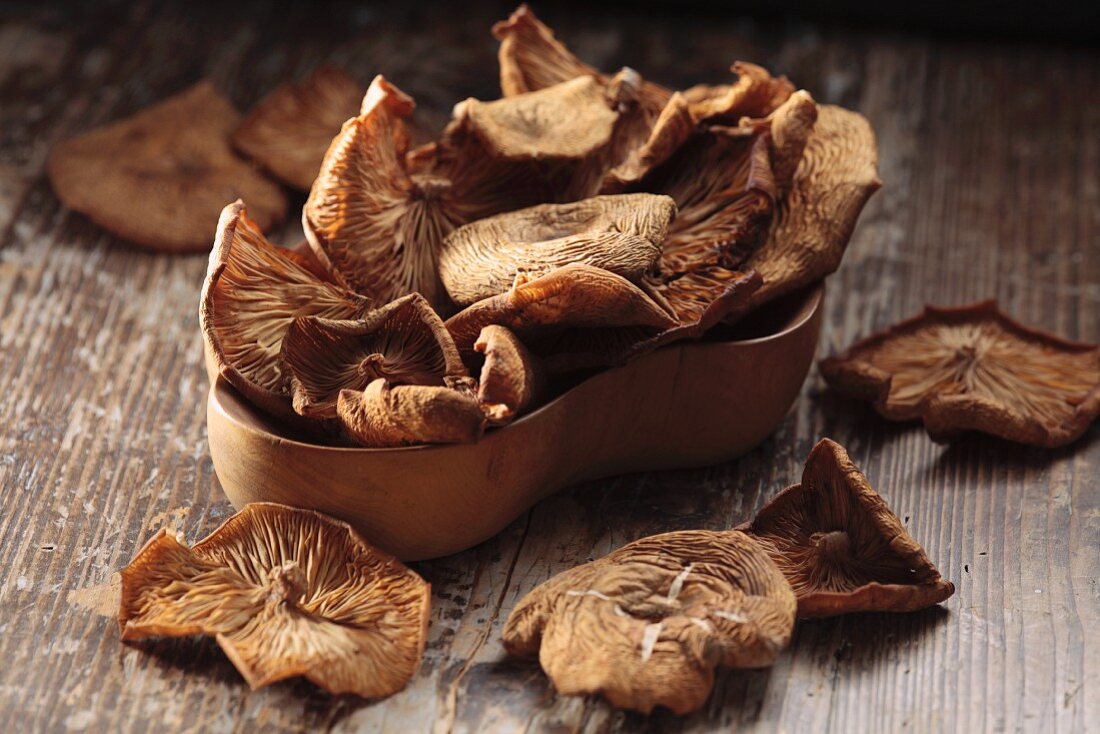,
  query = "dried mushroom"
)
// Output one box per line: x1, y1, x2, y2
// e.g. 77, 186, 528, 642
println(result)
438, 76, 621, 219
493, 5, 605, 98
681, 61, 795, 126
118, 503, 430, 698
820, 302, 1100, 447
282, 293, 470, 419
304, 75, 459, 307
338, 379, 484, 447
743, 104, 880, 308
503, 529, 796, 714
438, 194, 675, 307
233, 66, 362, 190
47, 81, 287, 253
741, 439, 955, 617
475, 325, 545, 424
445, 263, 678, 356
201, 201, 371, 418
